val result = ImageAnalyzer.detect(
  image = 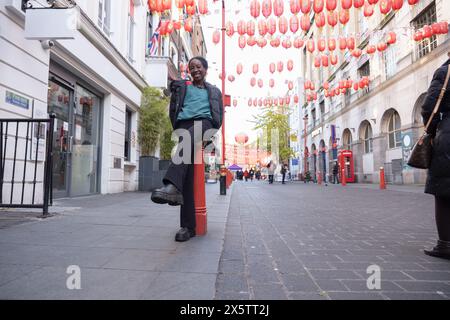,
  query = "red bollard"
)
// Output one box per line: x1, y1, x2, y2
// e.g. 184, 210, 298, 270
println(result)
194, 145, 207, 236
317, 171, 322, 185
341, 168, 347, 186
226, 170, 232, 189
380, 167, 386, 190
